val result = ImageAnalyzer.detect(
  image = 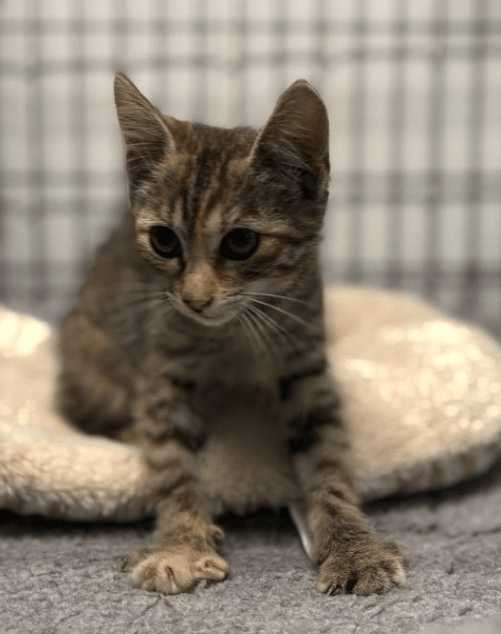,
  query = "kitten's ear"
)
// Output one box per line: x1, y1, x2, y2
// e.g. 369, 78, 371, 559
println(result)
249, 80, 330, 199
114, 73, 175, 195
